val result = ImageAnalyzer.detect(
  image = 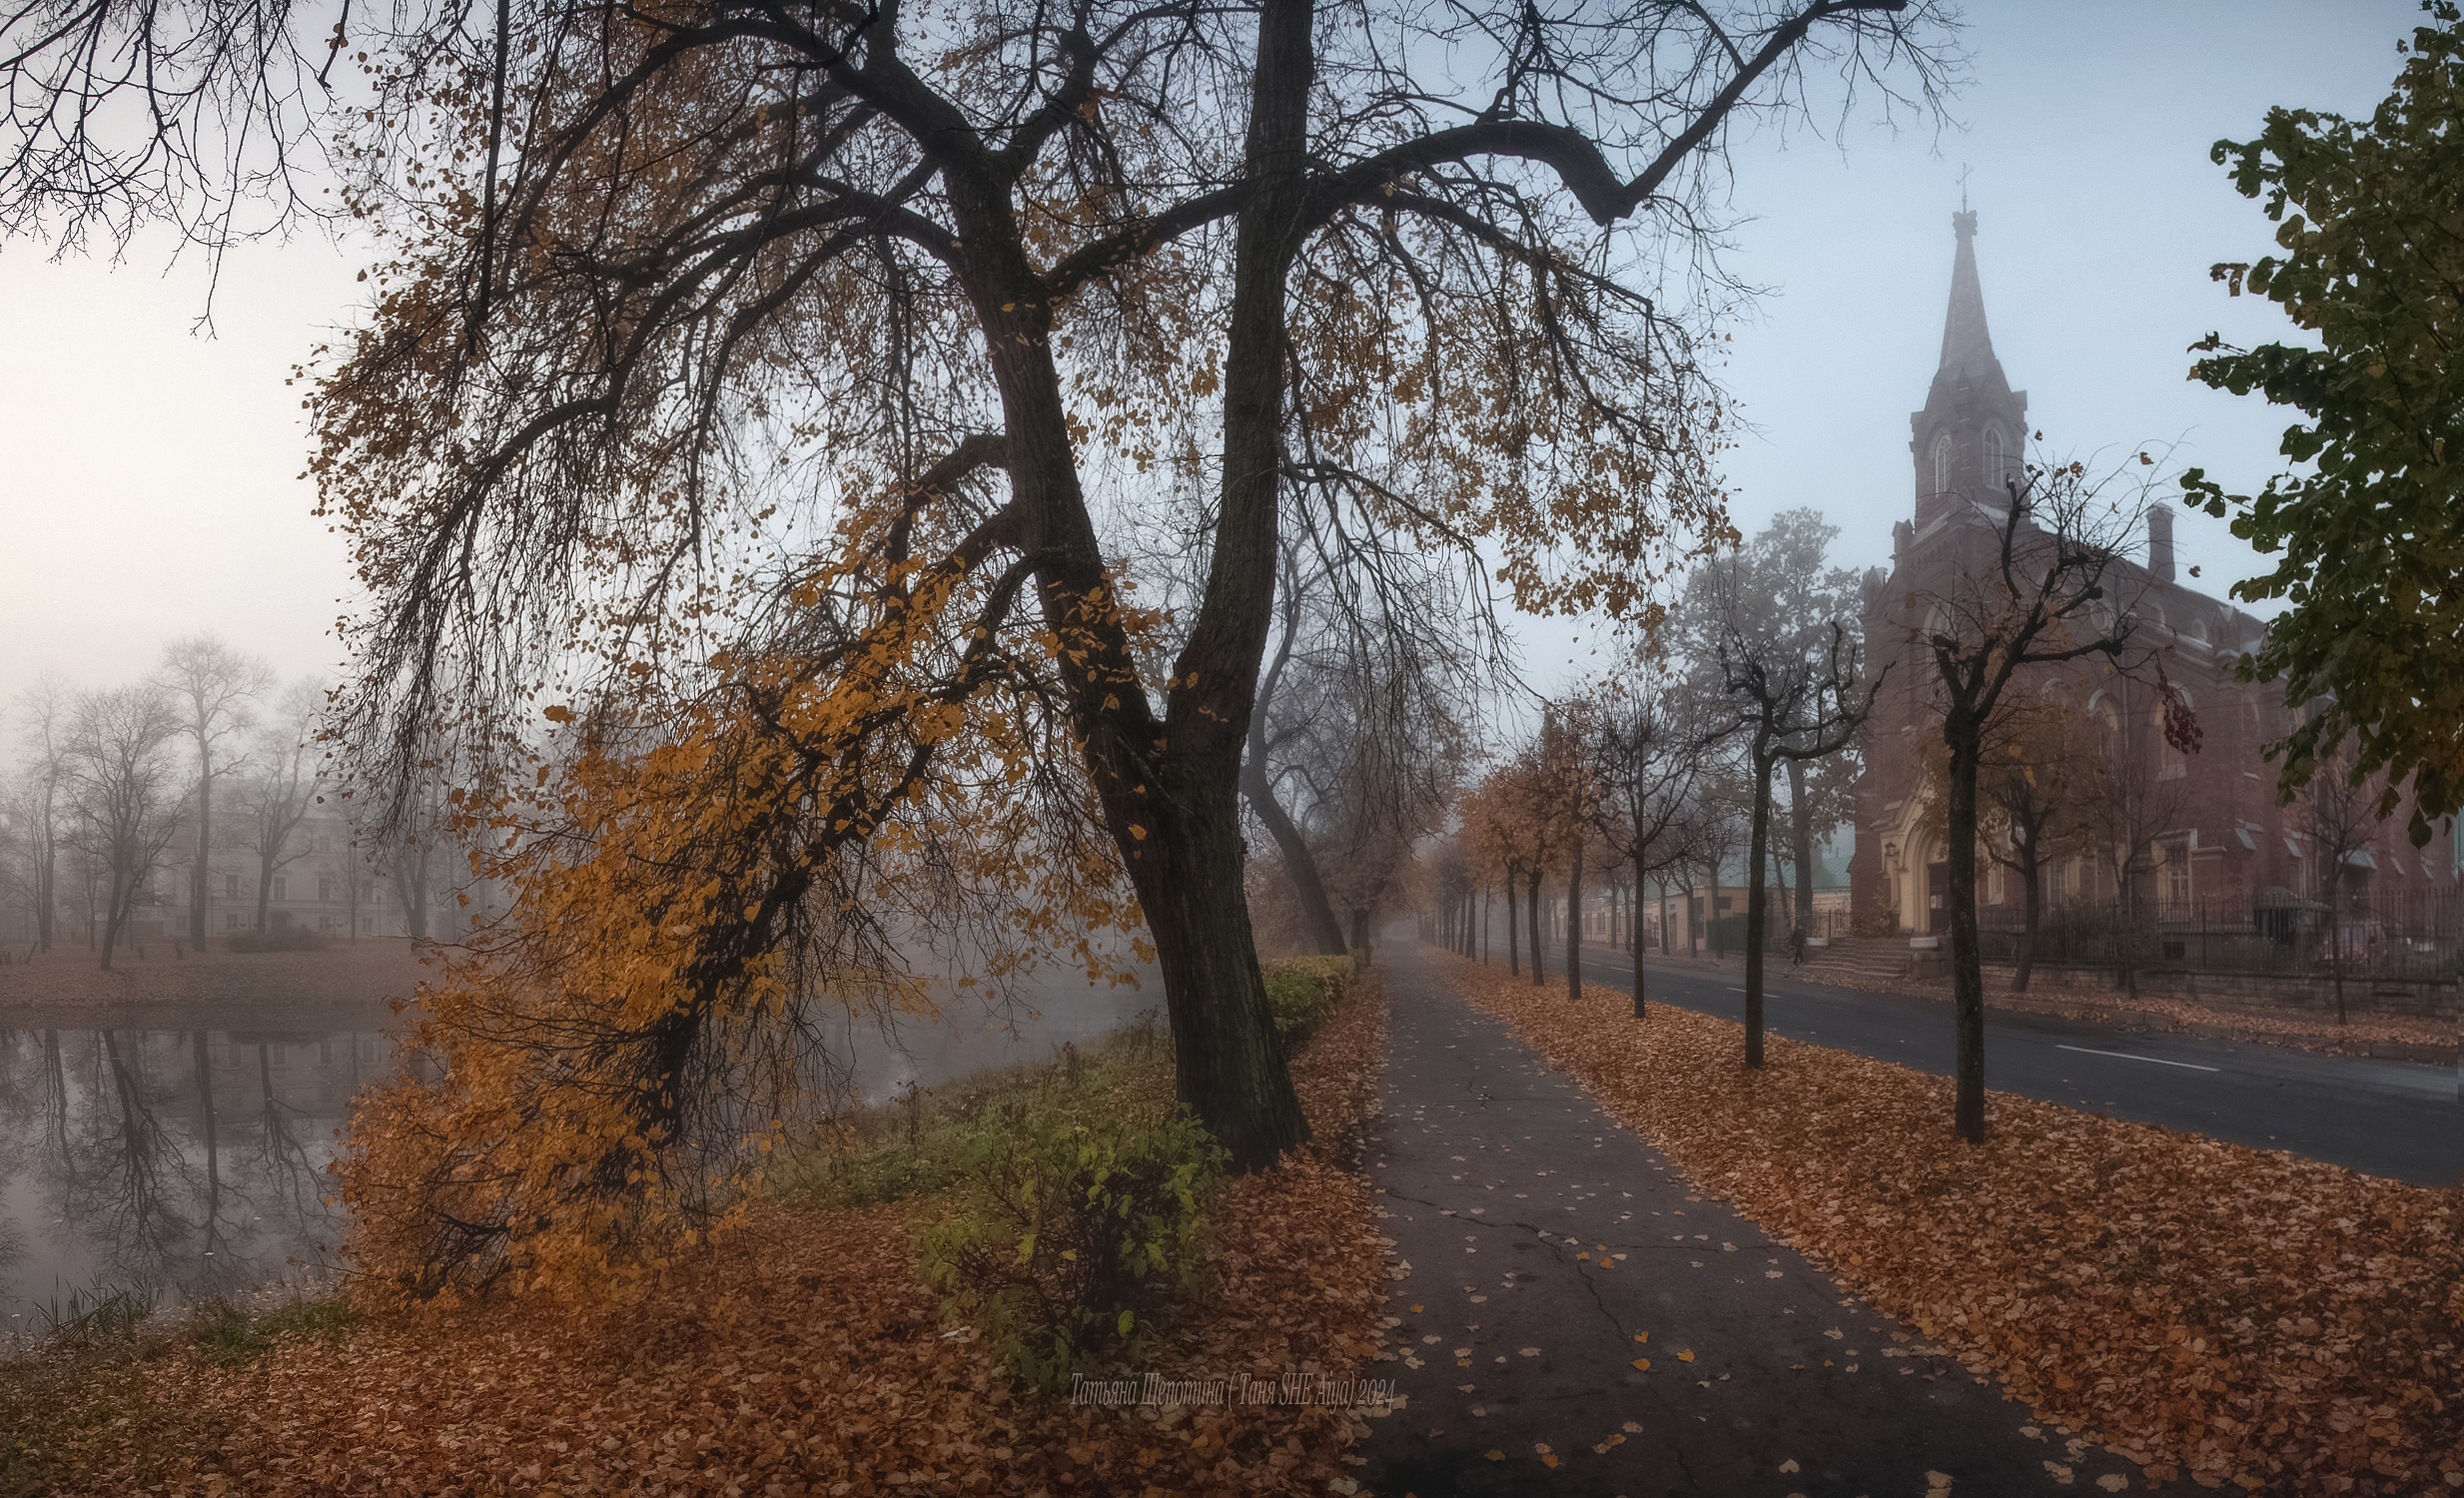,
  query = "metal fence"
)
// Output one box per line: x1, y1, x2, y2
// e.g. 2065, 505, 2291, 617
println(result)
1972, 889, 2464, 983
